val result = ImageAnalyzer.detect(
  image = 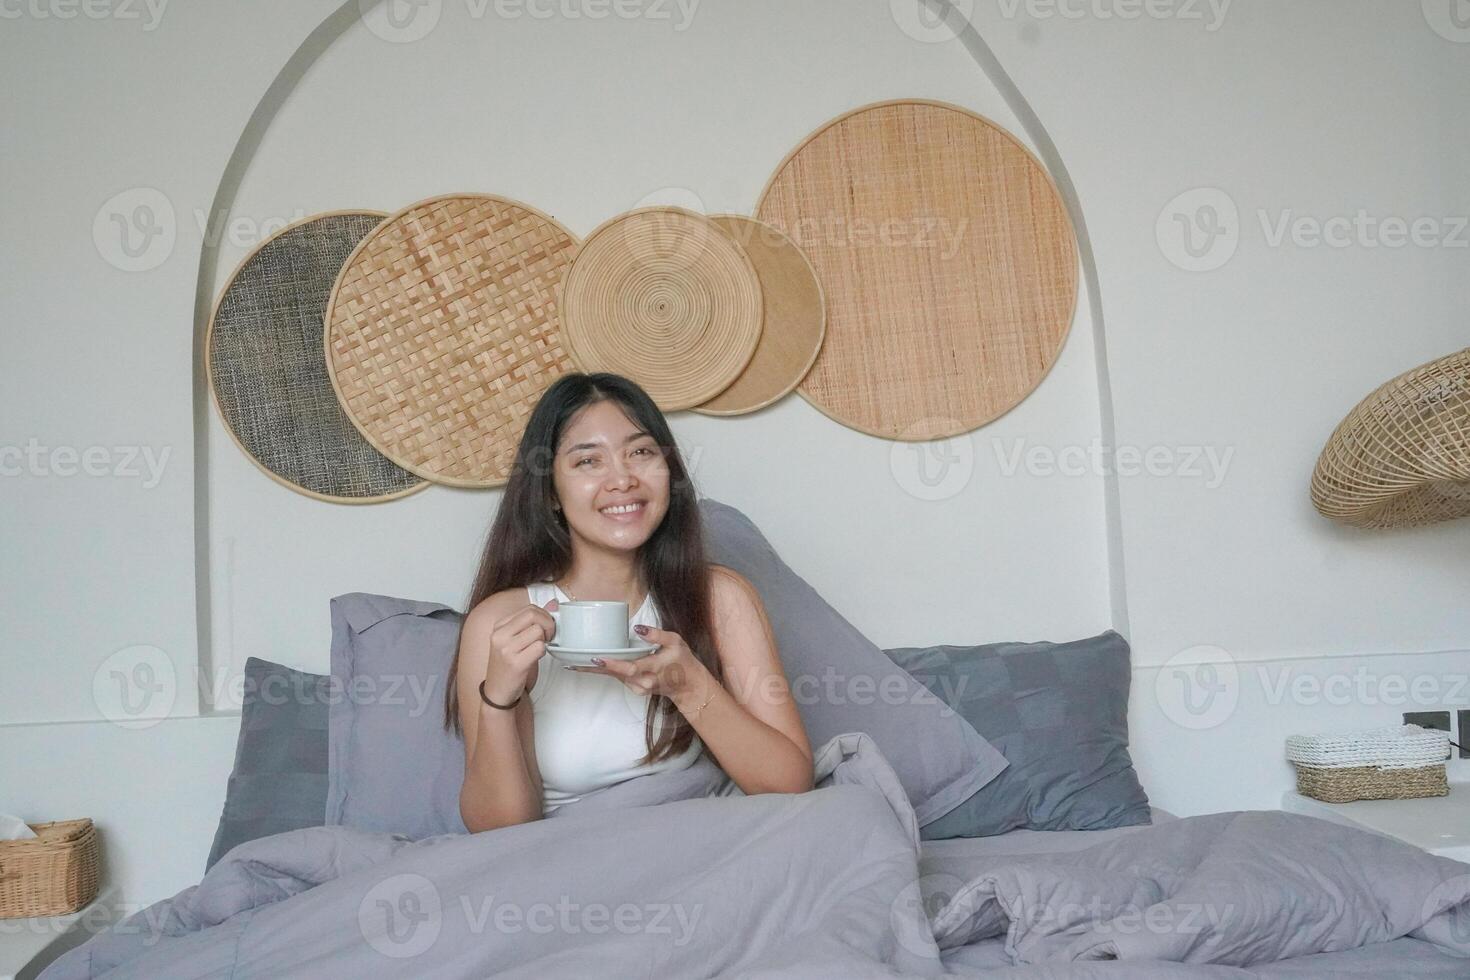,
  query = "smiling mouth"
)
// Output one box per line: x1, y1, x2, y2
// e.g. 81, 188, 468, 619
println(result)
599, 501, 647, 520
